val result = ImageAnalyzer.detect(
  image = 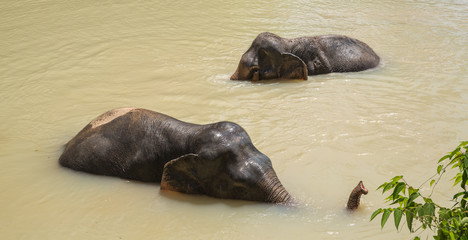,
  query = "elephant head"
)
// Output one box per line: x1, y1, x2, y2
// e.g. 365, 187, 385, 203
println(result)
230, 33, 308, 81
160, 153, 294, 204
